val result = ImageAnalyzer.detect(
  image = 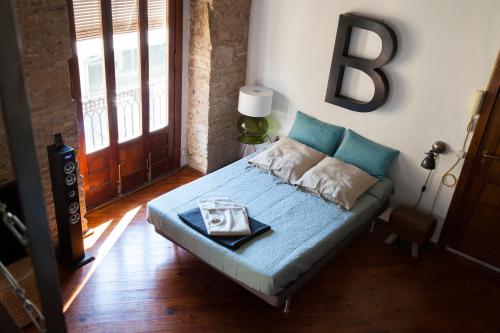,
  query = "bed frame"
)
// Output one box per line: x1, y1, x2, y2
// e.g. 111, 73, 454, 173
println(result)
154, 200, 389, 313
